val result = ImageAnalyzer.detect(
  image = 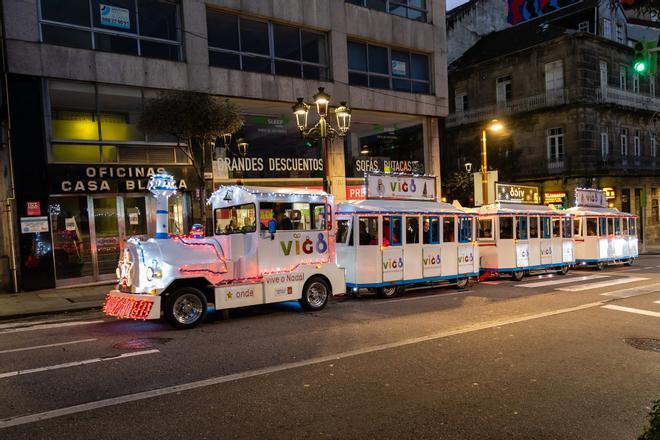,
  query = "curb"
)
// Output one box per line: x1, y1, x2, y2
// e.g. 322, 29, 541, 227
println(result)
0, 303, 104, 322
